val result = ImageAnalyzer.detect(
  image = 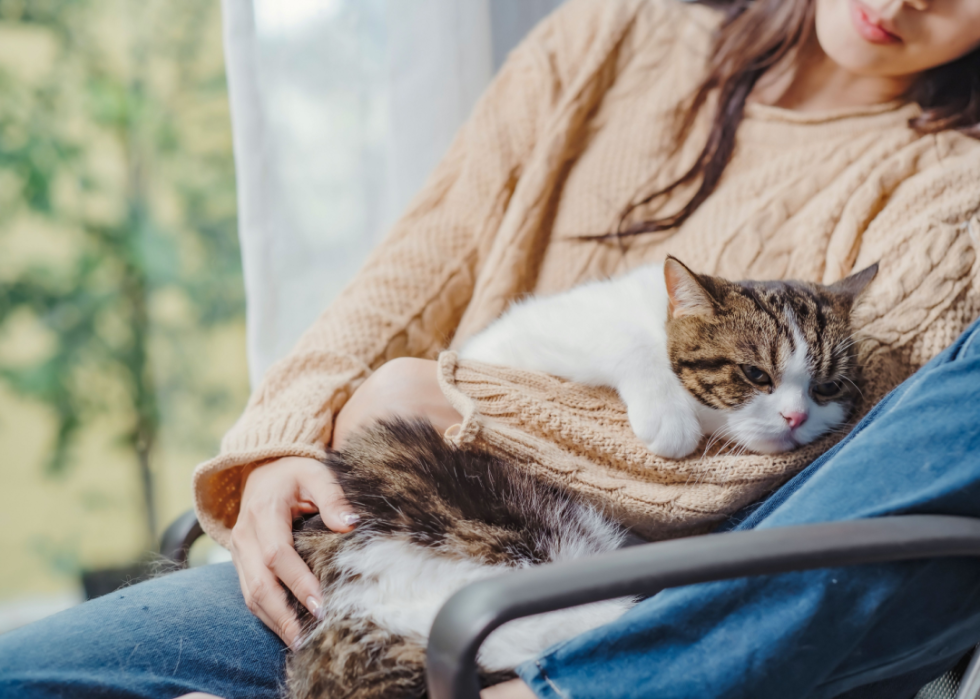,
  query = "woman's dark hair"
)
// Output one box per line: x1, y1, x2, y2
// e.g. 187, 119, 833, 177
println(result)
606, 0, 980, 240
